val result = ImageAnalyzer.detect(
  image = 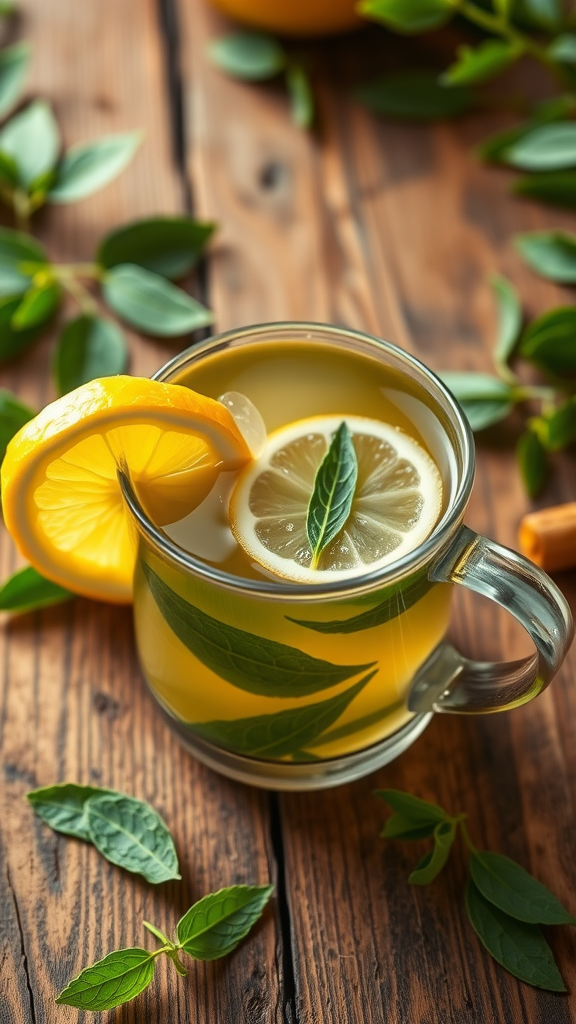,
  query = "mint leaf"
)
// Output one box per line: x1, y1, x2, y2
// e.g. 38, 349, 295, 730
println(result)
354, 71, 472, 121
375, 789, 448, 824
0, 294, 50, 360
491, 275, 522, 373
103, 263, 214, 336
517, 429, 547, 497
358, 0, 454, 34
85, 793, 180, 884
190, 674, 373, 757
53, 315, 128, 395
288, 567, 433, 633
381, 815, 438, 841
0, 41, 31, 119
176, 884, 273, 960
143, 563, 374, 697
48, 132, 141, 203
27, 782, 112, 841
11, 281, 60, 330
515, 230, 576, 283
440, 40, 522, 87
513, 171, 576, 211
98, 216, 215, 279
520, 307, 576, 375
313, 696, 404, 748
0, 100, 60, 187
502, 123, 576, 171
209, 32, 286, 81
307, 421, 358, 569
409, 820, 456, 884
541, 397, 576, 450
0, 566, 72, 613
466, 879, 566, 991
439, 372, 515, 431
56, 948, 156, 1010
471, 851, 576, 925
